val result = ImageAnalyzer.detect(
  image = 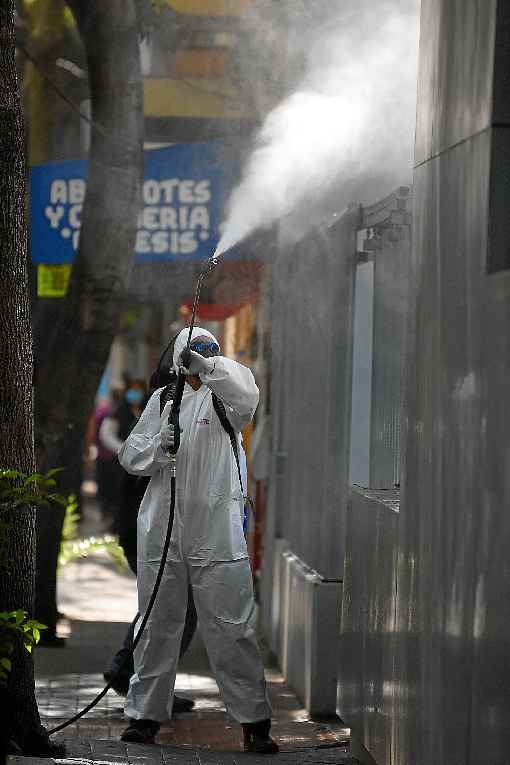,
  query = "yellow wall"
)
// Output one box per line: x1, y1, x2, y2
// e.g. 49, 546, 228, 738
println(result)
167, 0, 251, 16
144, 77, 243, 119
